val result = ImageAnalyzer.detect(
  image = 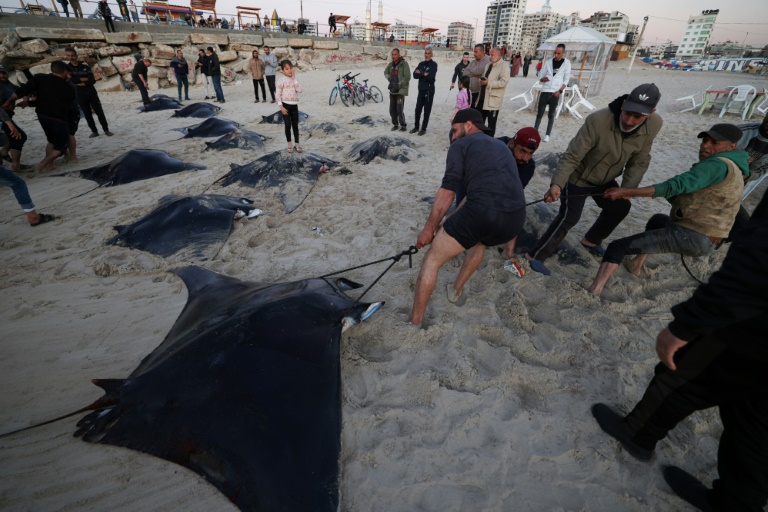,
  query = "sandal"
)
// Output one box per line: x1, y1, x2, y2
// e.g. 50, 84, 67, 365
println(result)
581, 242, 606, 257
30, 213, 55, 227
528, 259, 551, 276
295, 146, 303, 153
